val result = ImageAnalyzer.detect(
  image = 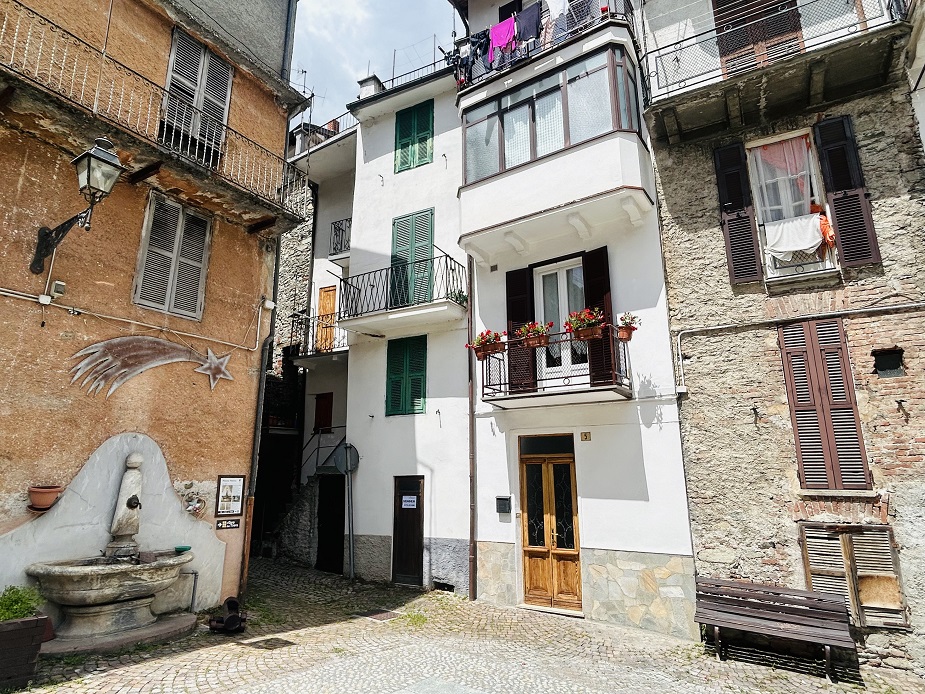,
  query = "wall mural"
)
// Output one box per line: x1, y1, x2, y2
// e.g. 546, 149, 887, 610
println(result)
70, 336, 234, 397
